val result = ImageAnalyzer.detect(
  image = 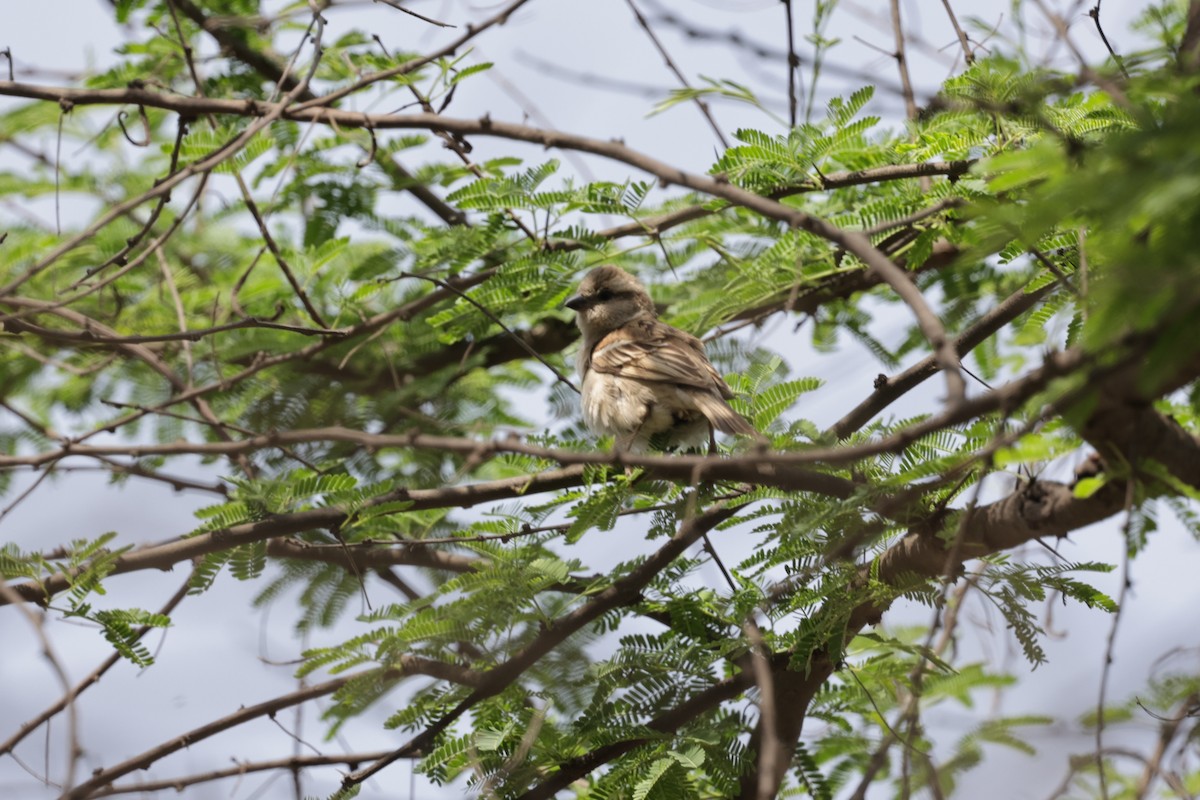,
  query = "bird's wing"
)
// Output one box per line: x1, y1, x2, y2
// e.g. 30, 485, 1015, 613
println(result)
589, 319, 734, 397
